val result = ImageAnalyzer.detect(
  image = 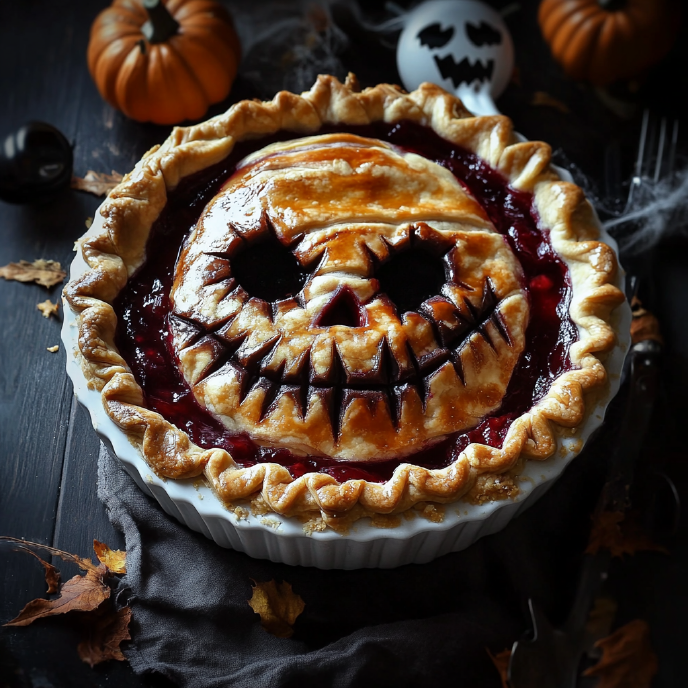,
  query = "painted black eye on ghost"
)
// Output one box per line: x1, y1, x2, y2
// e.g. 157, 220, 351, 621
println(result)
416, 23, 454, 49
466, 21, 501, 47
